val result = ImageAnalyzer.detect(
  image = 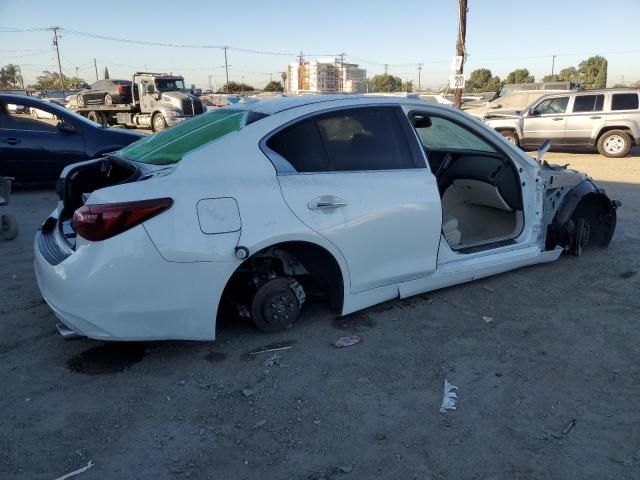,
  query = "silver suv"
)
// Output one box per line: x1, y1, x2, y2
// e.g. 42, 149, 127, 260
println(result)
483, 89, 640, 158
